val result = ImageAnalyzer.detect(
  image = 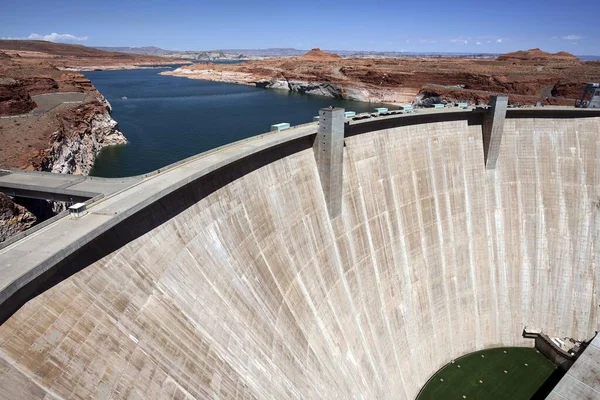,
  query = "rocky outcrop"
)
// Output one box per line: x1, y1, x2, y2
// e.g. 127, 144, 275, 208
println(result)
414, 85, 574, 107
41, 97, 127, 175
255, 79, 289, 90
0, 193, 36, 242
551, 81, 585, 100
0, 78, 37, 115
497, 48, 580, 62
289, 81, 343, 98
339, 87, 369, 102
18, 77, 60, 96
255, 78, 346, 98
302, 48, 341, 60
